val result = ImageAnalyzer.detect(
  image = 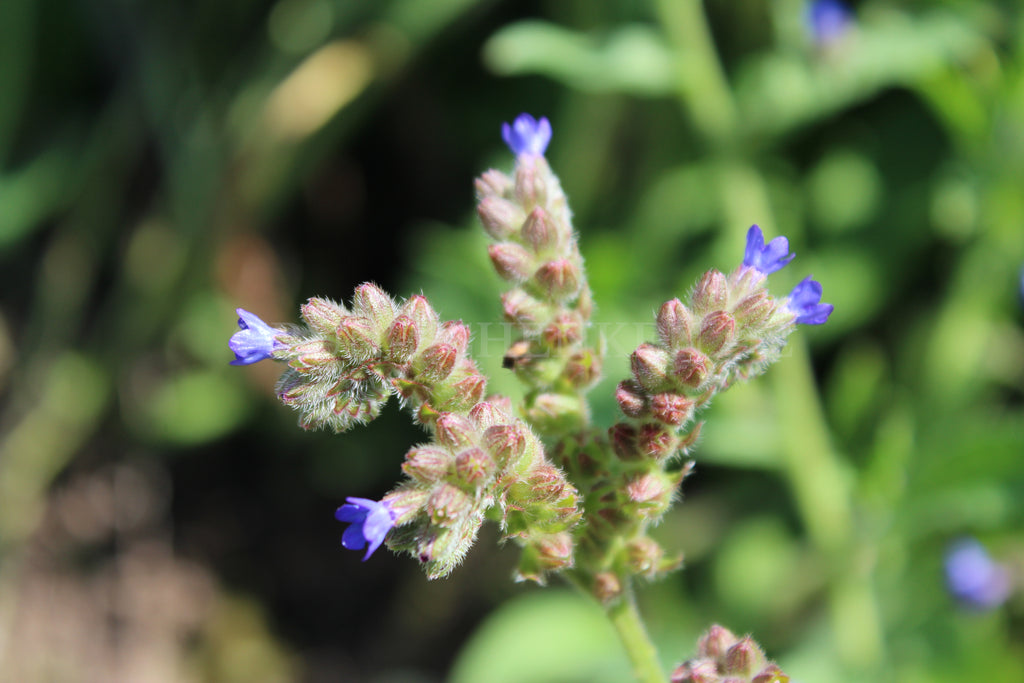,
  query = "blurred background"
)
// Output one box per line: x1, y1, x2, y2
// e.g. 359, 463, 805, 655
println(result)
1, 0, 1023, 681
